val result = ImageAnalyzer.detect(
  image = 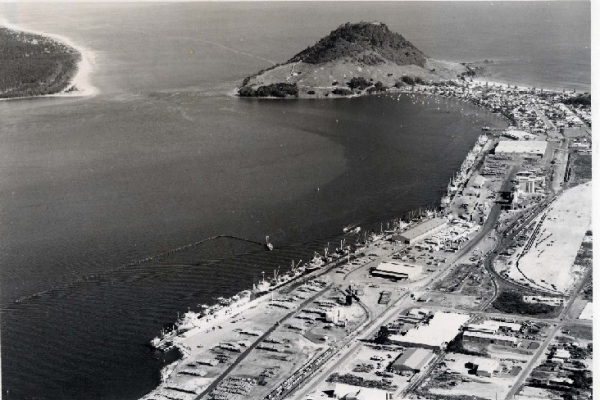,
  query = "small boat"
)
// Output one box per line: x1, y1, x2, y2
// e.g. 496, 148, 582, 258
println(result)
265, 236, 274, 251
482, 126, 491, 131
343, 224, 361, 234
